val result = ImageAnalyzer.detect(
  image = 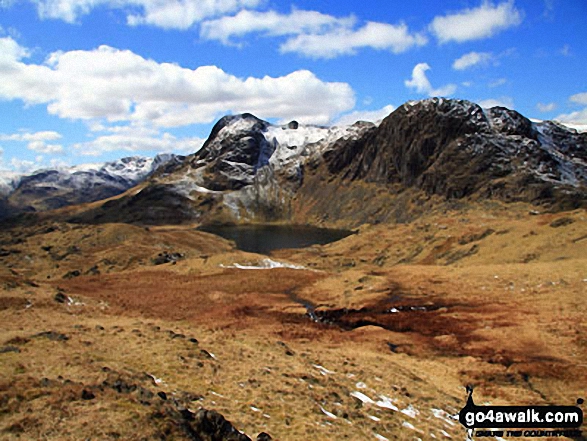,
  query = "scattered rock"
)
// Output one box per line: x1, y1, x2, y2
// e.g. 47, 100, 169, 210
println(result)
5, 336, 30, 346
386, 342, 399, 353
33, 331, 69, 342
157, 391, 167, 401
152, 251, 184, 265
81, 389, 95, 400
458, 228, 495, 245
62, 270, 81, 279
257, 433, 273, 441
0, 248, 21, 257
86, 265, 100, 275
550, 217, 575, 228
190, 408, 252, 441
54, 292, 69, 303
0, 346, 21, 354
